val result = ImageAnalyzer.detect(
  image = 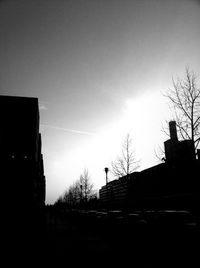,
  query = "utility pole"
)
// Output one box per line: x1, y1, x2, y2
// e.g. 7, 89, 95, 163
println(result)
104, 167, 109, 211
